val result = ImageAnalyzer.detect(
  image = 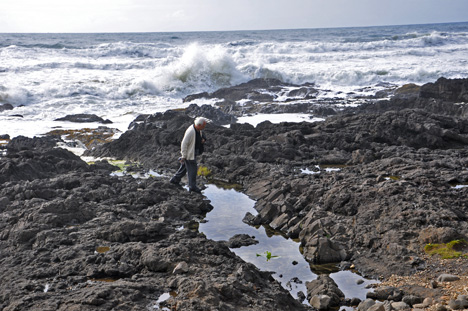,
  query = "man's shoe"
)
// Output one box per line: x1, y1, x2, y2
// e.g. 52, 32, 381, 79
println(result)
169, 178, 180, 186
189, 187, 202, 194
